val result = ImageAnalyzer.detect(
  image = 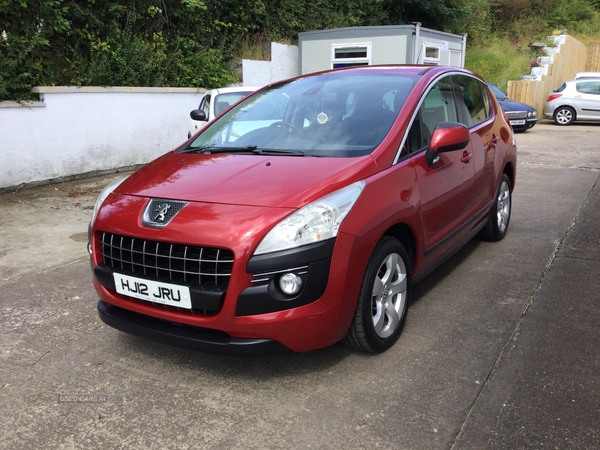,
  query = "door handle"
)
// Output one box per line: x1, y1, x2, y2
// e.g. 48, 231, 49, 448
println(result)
461, 152, 472, 163
491, 135, 499, 144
